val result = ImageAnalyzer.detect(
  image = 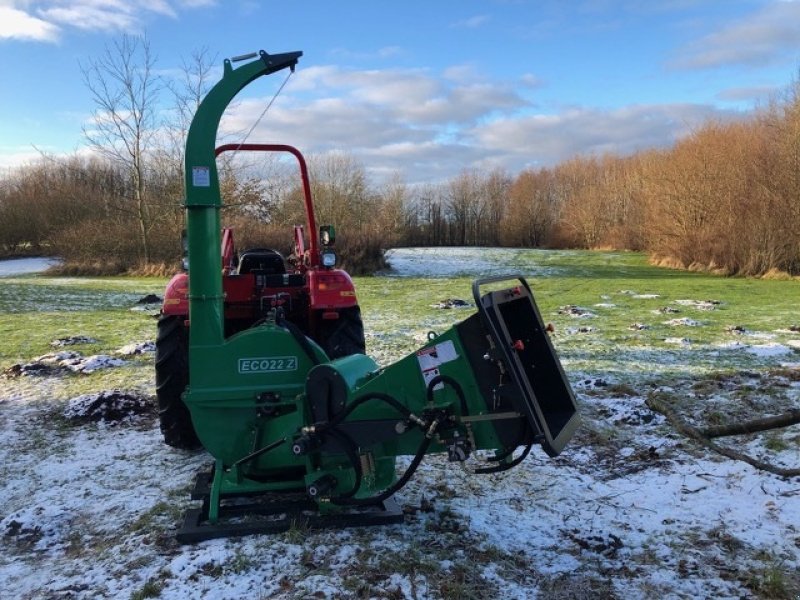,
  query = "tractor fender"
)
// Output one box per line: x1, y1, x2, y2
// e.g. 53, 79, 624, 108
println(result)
307, 269, 358, 310
162, 272, 189, 316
